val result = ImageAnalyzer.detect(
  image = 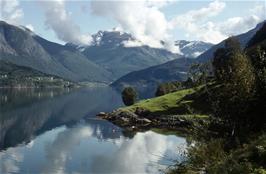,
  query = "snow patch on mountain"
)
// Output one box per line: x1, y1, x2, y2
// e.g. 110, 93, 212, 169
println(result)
175, 40, 213, 58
